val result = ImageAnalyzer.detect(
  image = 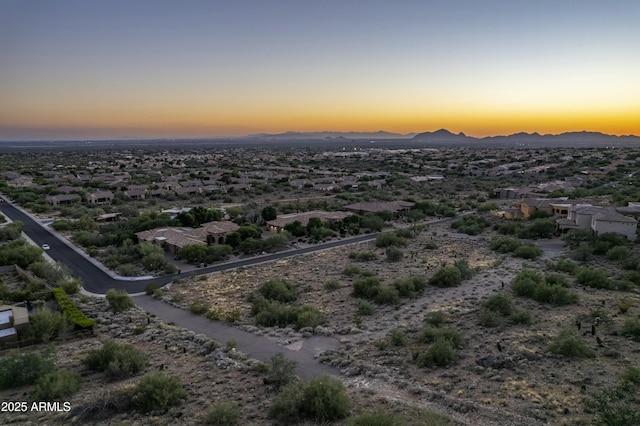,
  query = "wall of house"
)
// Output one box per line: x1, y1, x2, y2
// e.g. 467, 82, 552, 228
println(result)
591, 219, 638, 241
575, 213, 593, 229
